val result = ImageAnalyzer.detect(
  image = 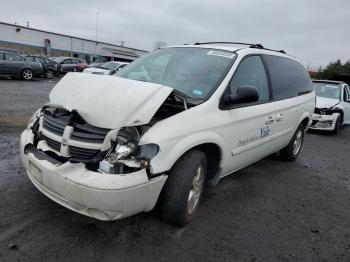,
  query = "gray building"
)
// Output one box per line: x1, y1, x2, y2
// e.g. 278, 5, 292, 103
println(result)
0, 21, 148, 63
